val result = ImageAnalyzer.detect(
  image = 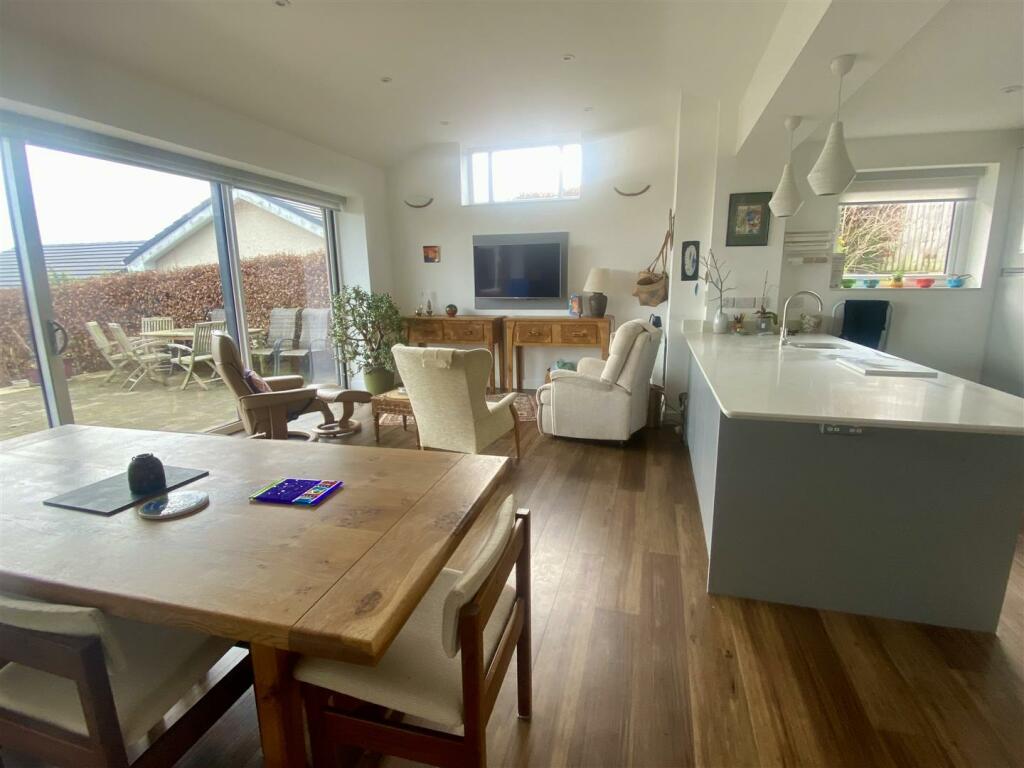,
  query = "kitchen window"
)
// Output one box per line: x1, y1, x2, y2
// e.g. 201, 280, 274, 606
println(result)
836, 167, 984, 279
462, 143, 581, 205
